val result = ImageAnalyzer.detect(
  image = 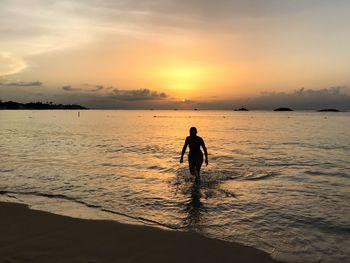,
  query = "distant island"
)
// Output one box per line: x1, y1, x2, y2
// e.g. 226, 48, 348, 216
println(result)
317, 109, 340, 112
234, 107, 249, 111
0, 100, 87, 110
273, 107, 294, 111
